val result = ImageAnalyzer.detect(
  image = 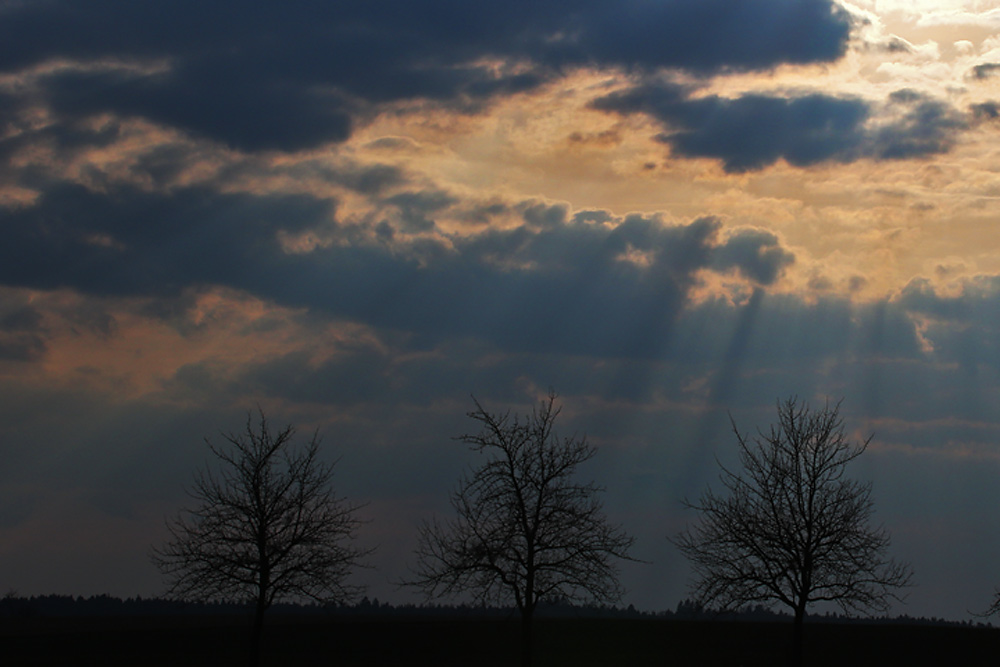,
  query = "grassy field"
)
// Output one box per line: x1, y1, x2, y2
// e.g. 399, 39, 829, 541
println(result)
2, 614, 996, 666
